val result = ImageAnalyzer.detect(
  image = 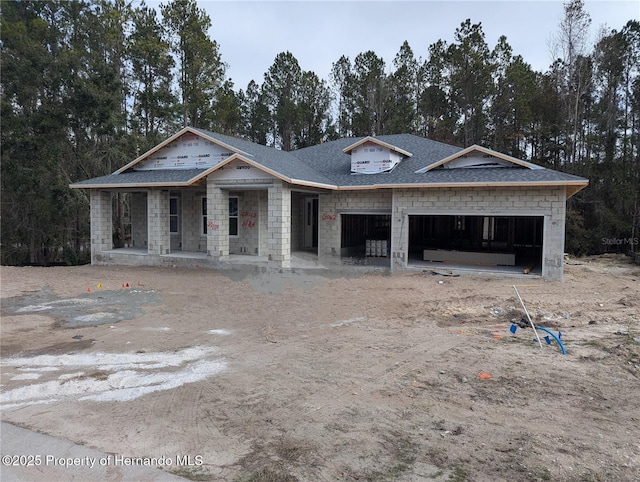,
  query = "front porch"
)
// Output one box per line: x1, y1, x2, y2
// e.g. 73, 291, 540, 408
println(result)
89, 175, 327, 270
92, 247, 327, 270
